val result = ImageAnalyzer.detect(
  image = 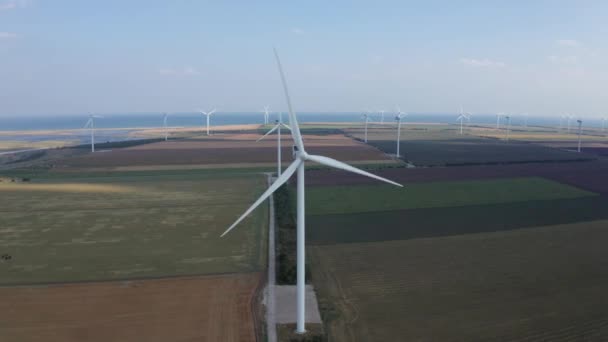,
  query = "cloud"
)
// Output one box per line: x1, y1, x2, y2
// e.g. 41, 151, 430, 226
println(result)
556, 39, 580, 47
0, 0, 29, 11
459, 58, 506, 68
0, 32, 18, 39
291, 28, 305, 35
548, 55, 578, 65
158, 66, 200, 76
